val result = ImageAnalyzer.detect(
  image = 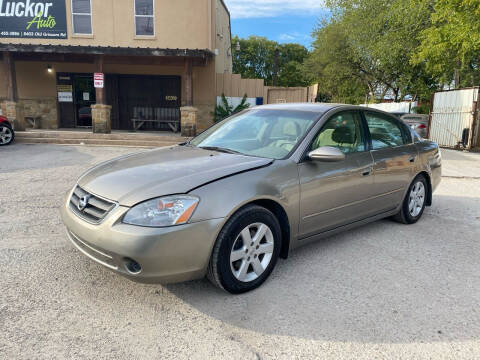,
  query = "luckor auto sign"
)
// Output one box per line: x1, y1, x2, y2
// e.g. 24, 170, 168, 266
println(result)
0, 0, 67, 39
